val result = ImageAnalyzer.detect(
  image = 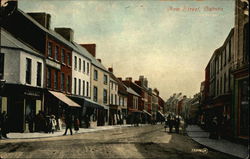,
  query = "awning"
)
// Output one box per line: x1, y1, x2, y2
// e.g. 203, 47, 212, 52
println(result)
157, 111, 165, 118
84, 98, 104, 109
49, 91, 80, 107
143, 110, 152, 116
